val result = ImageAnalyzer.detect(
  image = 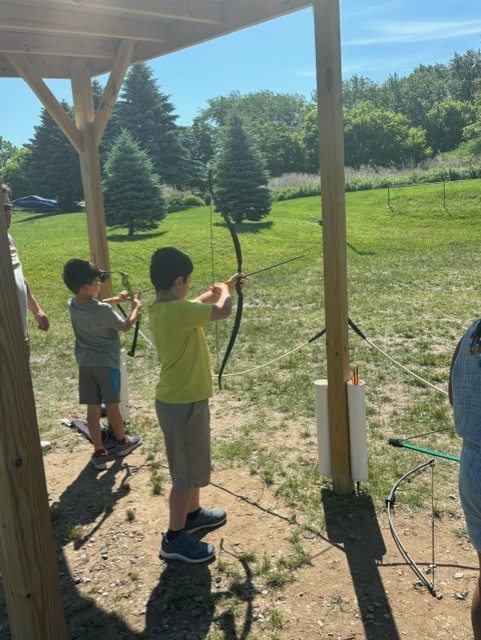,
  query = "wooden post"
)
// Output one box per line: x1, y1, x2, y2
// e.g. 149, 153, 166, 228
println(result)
70, 59, 113, 296
0, 192, 68, 638
7, 42, 134, 298
313, 0, 353, 494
